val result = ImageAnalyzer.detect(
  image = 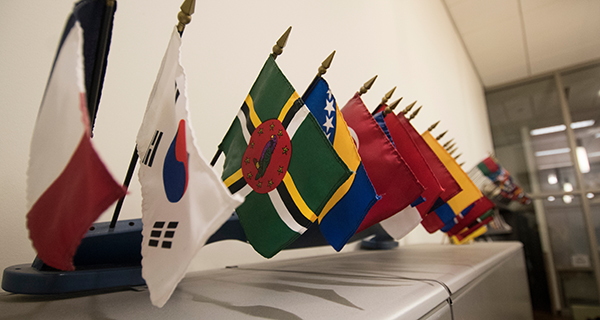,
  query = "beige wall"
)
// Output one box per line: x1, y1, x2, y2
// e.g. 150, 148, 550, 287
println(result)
0, 0, 493, 283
